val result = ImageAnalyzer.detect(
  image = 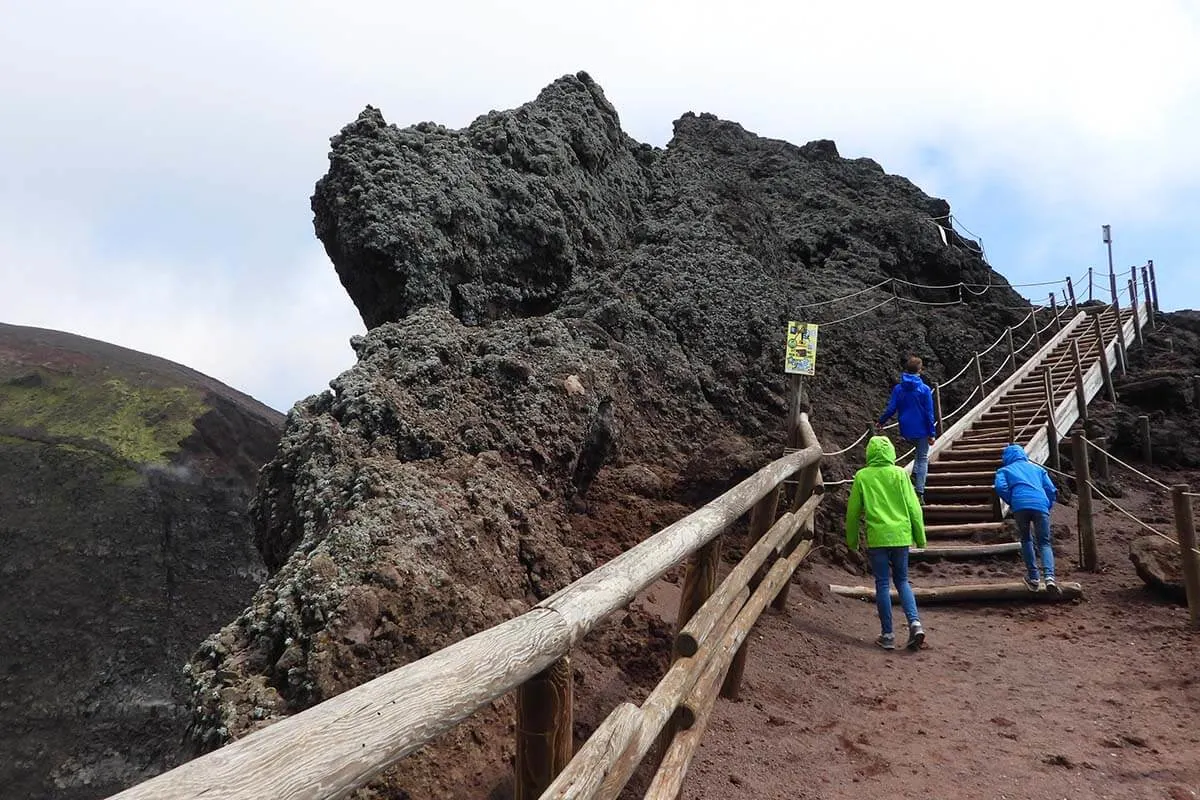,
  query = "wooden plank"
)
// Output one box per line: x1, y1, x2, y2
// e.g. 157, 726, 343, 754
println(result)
829, 581, 1083, 603
107, 609, 573, 800
910, 542, 1021, 560
537, 703, 642, 800
677, 494, 821, 657
539, 440, 823, 645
